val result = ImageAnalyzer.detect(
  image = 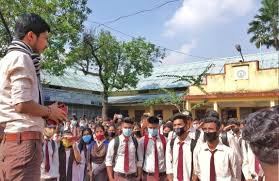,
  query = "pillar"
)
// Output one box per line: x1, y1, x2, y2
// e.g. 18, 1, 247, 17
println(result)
149, 105, 154, 116
270, 100, 275, 107
186, 100, 190, 111
213, 102, 218, 112
236, 107, 240, 120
